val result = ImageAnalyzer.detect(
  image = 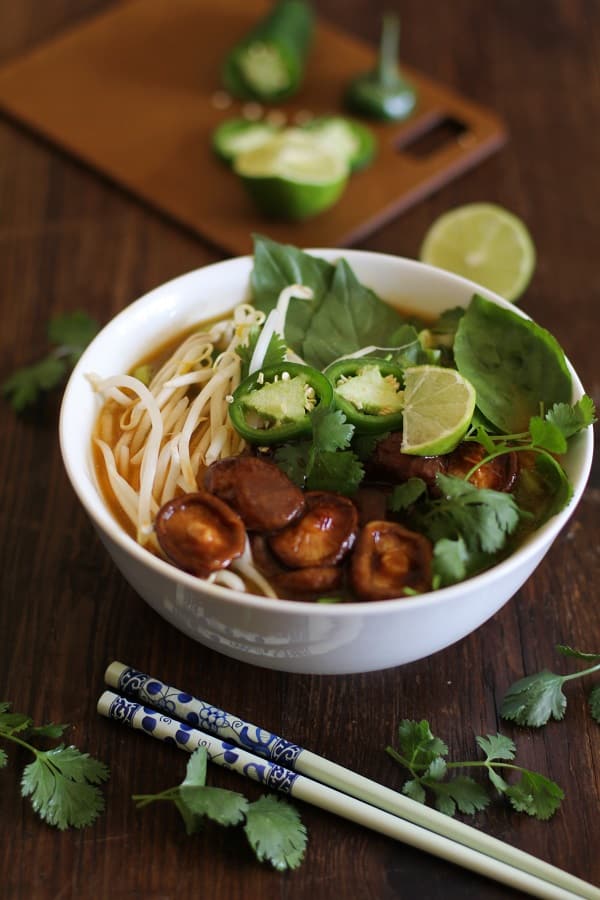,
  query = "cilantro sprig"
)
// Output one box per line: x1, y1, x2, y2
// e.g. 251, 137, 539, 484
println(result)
236, 327, 287, 379
274, 405, 364, 495
2, 311, 99, 412
390, 474, 523, 587
464, 396, 596, 505
501, 645, 600, 727
134, 747, 307, 871
0, 702, 109, 829
386, 719, 563, 820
